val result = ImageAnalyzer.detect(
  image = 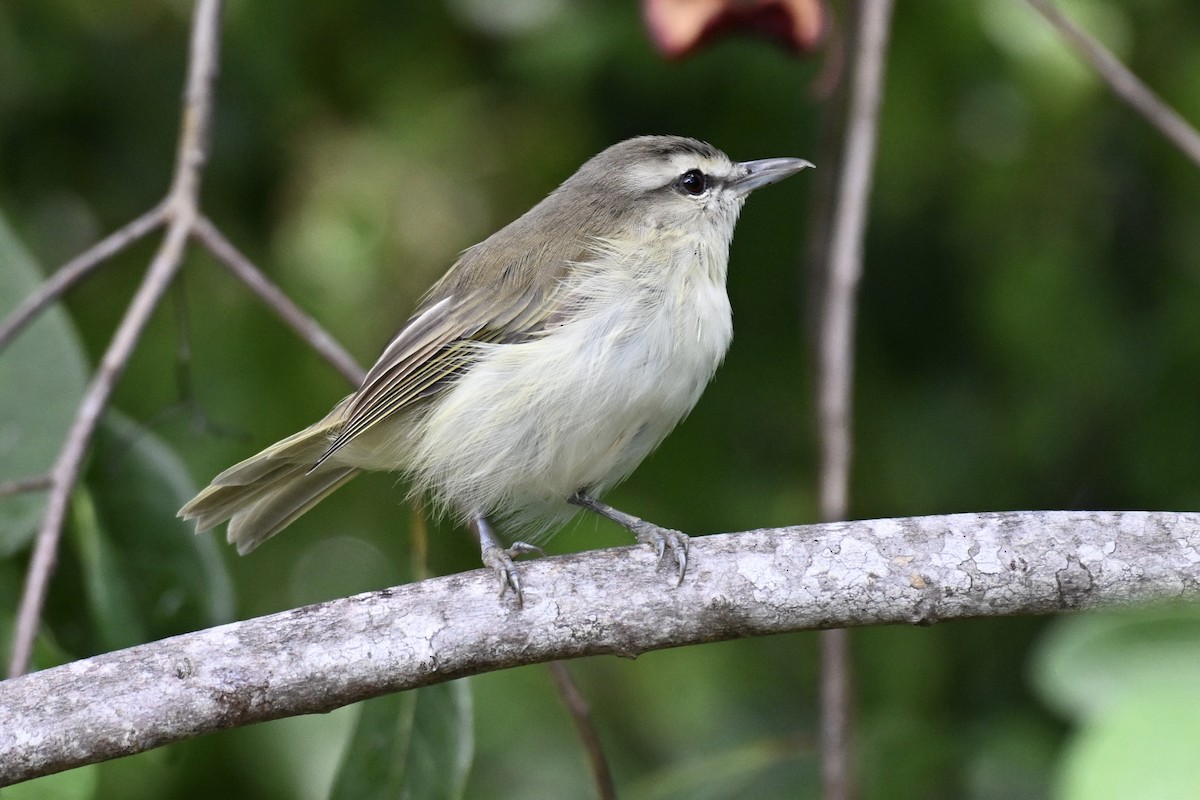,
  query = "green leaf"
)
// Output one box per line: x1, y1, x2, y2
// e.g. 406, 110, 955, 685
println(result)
71, 411, 235, 644
1033, 608, 1200, 800
404, 680, 474, 799
330, 692, 416, 800
329, 681, 474, 800
1031, 606, 1200, 722
1057, 684, 1200, 800
0, 558, 77, 670
0, 210, 89, 556
70, 488, 148, 651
